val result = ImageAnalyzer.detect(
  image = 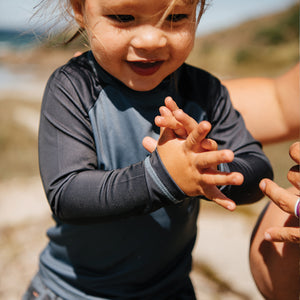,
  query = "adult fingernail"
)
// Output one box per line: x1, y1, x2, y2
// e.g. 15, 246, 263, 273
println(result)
227, 203, 236, 211
264, 232, 272, 241
259, 180, 266, 191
